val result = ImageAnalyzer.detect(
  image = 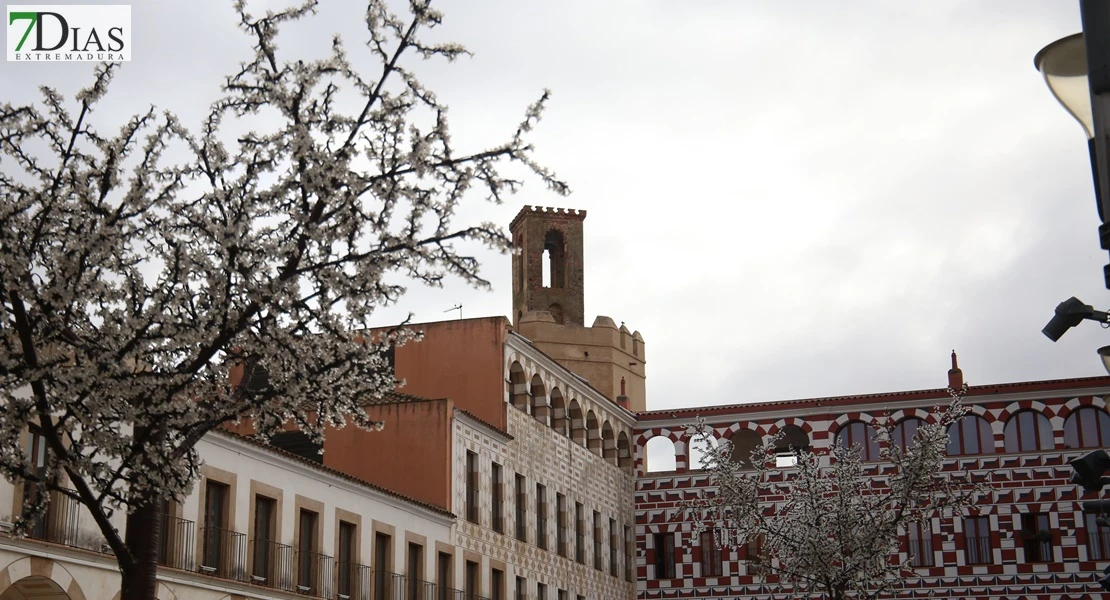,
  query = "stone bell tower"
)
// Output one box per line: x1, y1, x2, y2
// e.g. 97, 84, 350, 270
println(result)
510, 206, 587, 327
508, 206, 648, 413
